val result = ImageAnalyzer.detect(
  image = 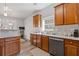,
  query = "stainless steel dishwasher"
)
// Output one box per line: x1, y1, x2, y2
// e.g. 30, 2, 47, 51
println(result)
49, 36, 64, 56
